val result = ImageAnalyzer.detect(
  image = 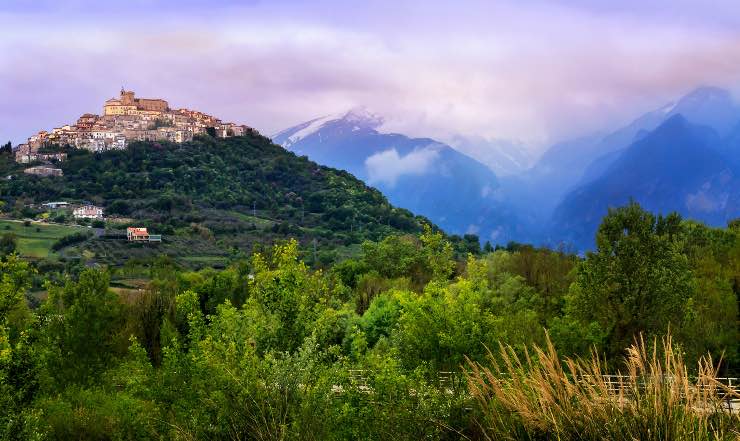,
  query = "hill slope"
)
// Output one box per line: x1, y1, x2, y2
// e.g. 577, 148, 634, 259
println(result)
0, 133, 432, 266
